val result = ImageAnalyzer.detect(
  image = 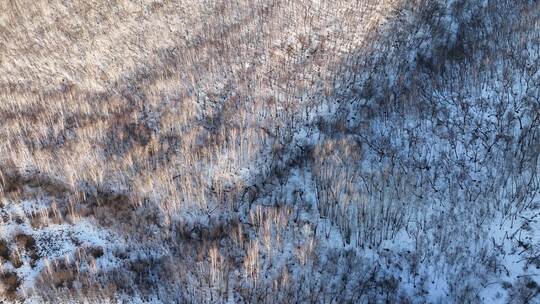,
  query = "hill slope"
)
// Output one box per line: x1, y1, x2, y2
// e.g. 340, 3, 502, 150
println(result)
1, 0, 539, 302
